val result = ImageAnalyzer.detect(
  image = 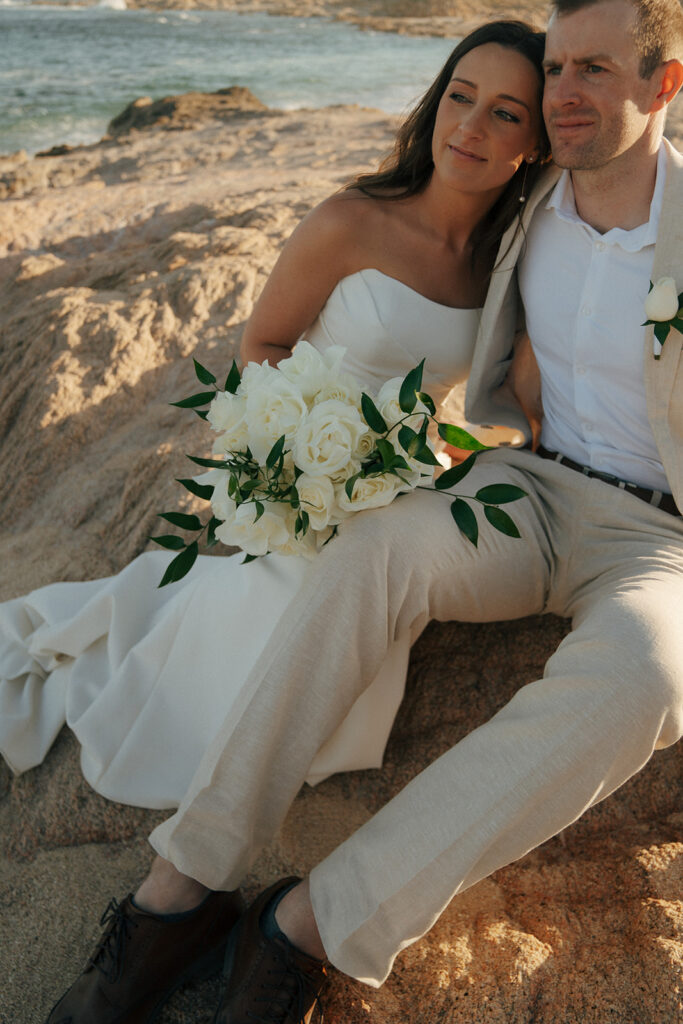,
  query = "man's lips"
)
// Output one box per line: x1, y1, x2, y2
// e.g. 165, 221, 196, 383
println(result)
550, 118, 595, 133
447, 144, 486, 162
